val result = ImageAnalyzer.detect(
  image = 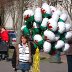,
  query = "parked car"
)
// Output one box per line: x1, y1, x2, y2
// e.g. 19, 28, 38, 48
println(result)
8, 30, 16, 49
